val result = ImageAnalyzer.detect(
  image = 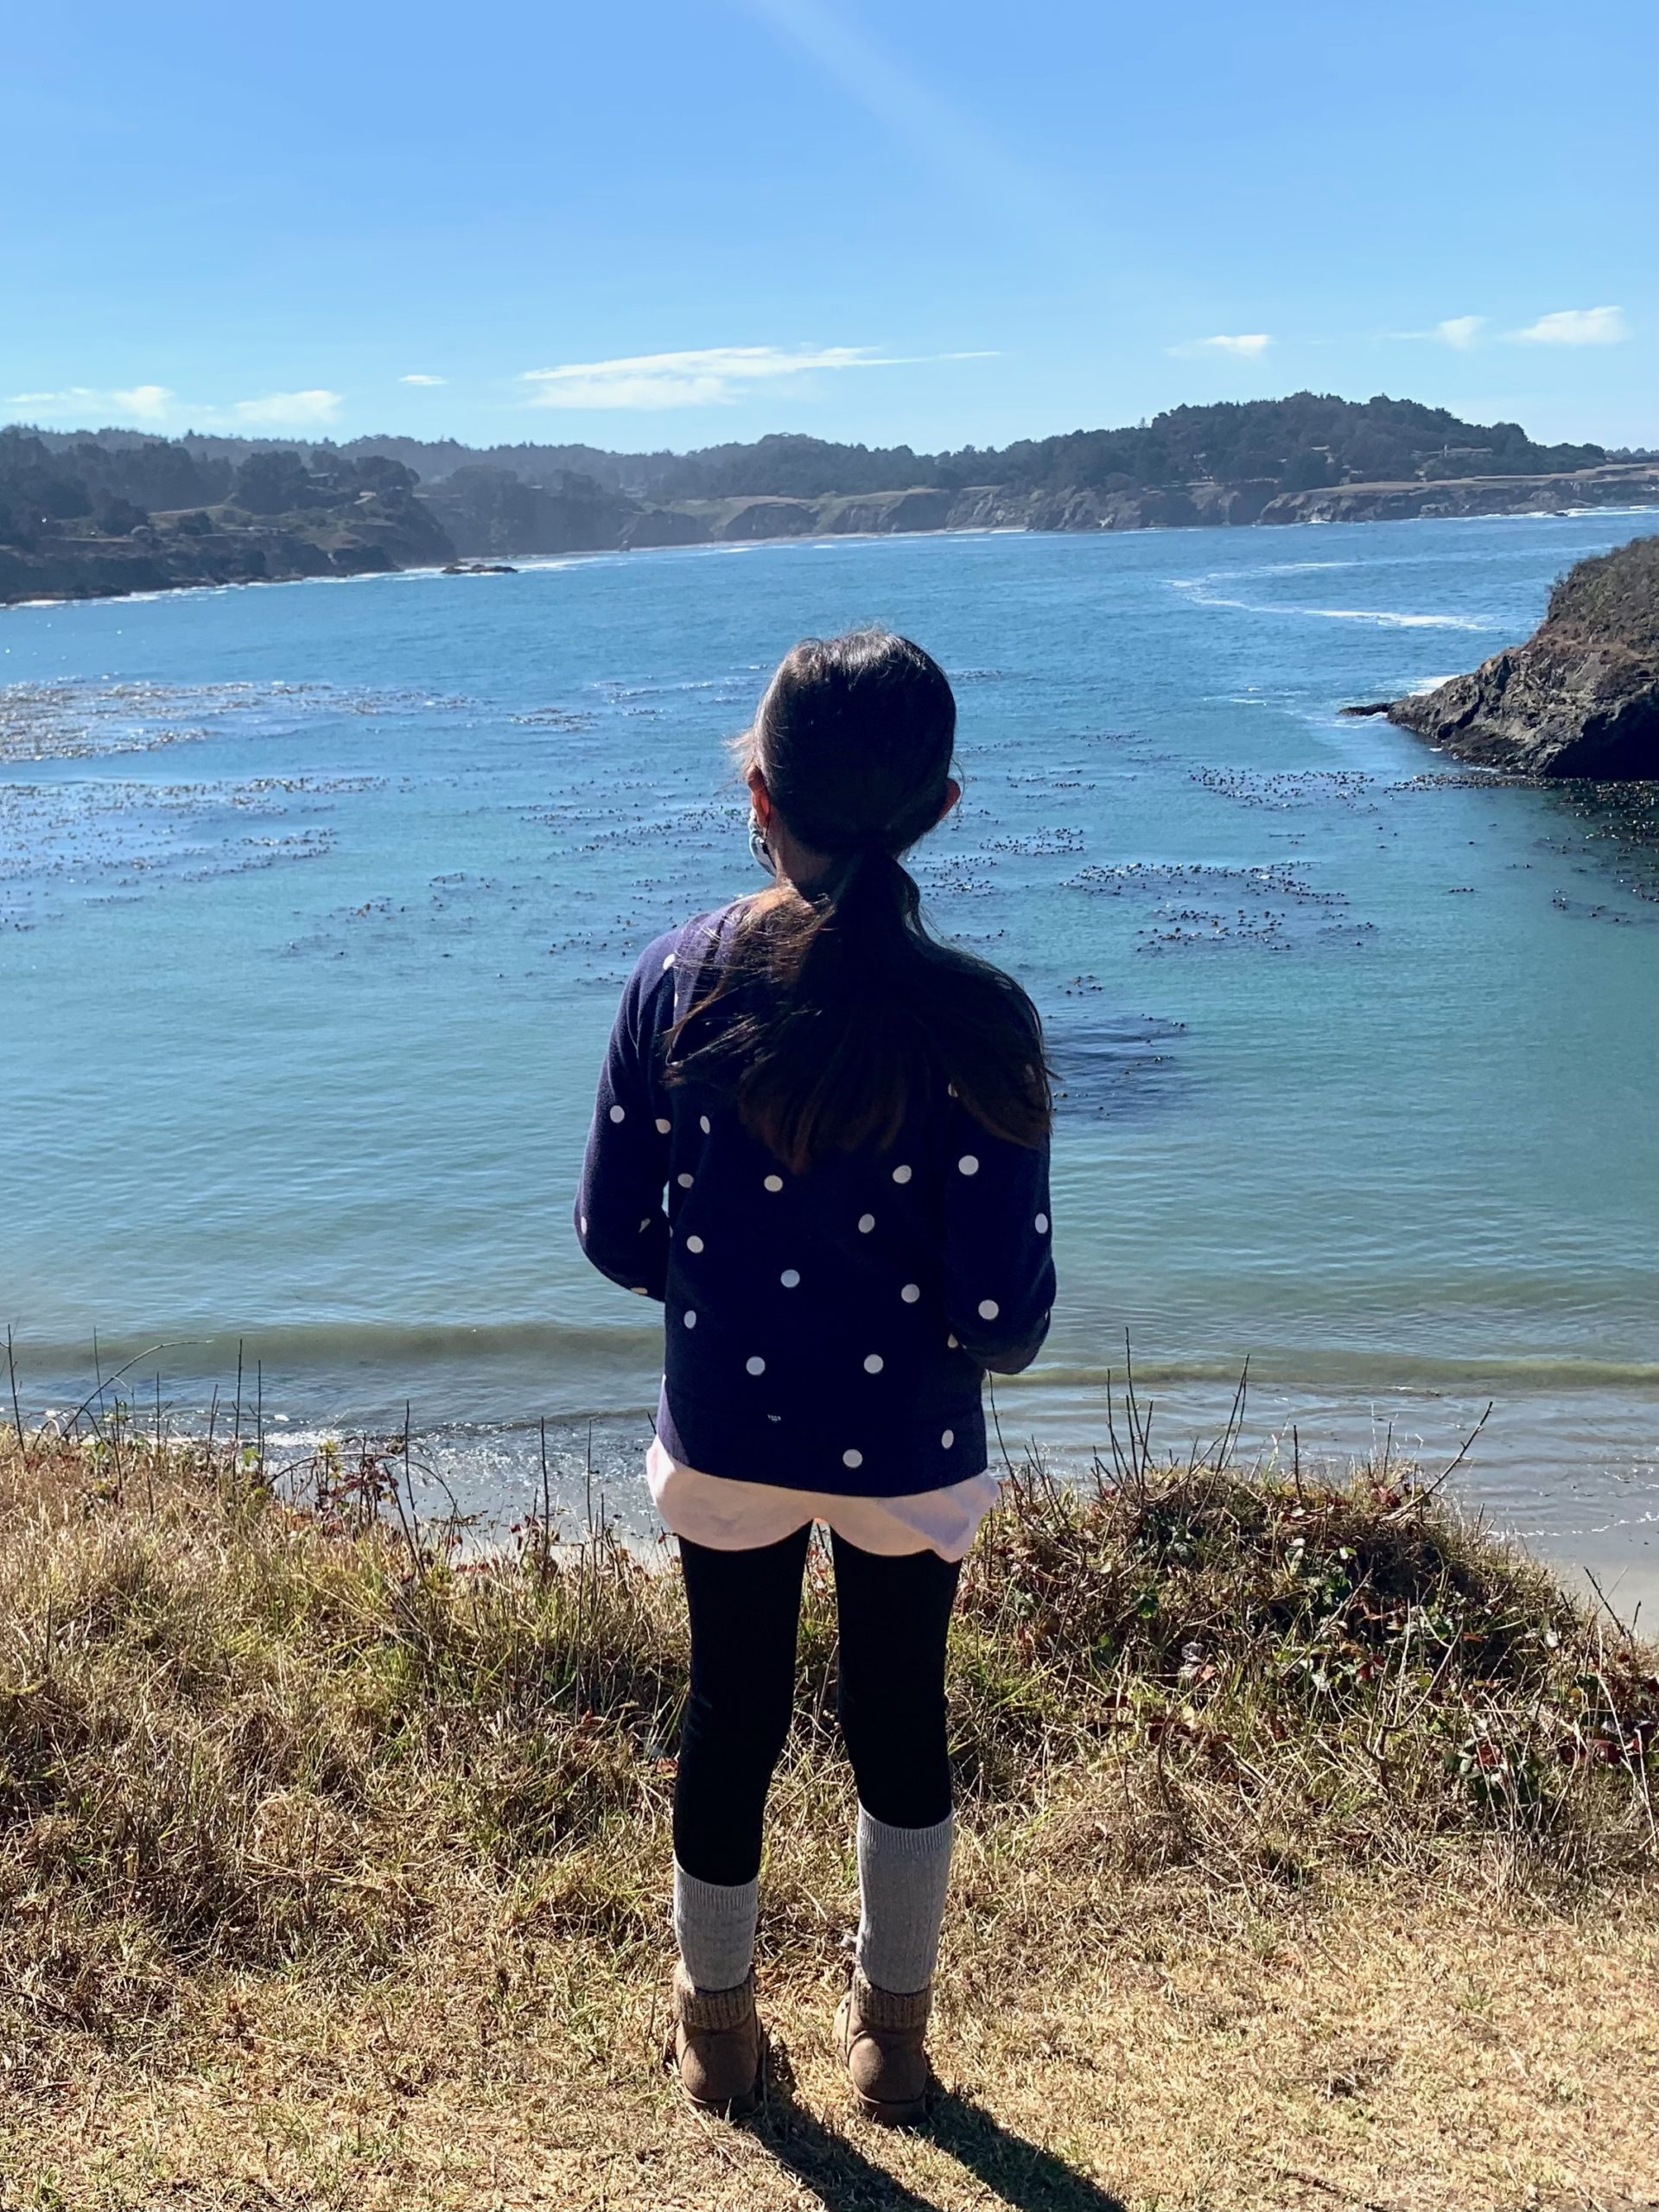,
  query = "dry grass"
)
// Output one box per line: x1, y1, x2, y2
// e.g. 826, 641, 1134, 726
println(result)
0, 1403, 1654, 2211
